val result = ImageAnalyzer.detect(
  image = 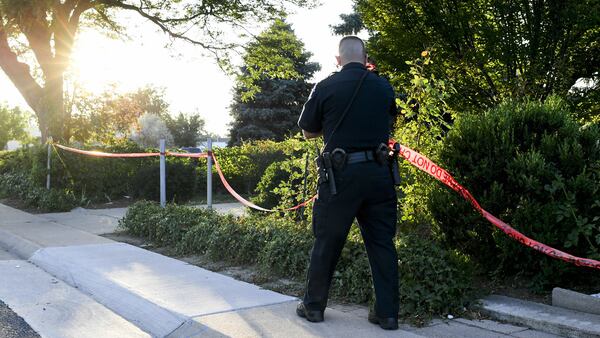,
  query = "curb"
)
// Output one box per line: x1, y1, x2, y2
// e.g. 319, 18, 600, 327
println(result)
553, 287, 600, 316
29, 242, 296, 337
0, 228, 40, 260
30, 245, 202, 337
479, 295, 600, 338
